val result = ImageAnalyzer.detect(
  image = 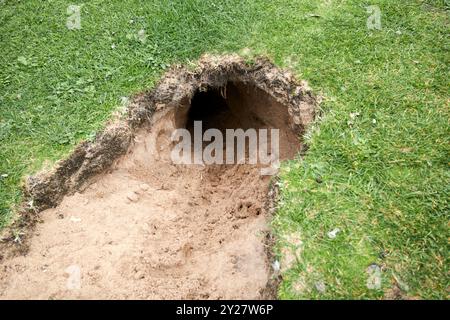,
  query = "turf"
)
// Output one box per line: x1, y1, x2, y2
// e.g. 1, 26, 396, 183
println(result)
0, 0, 448, 299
